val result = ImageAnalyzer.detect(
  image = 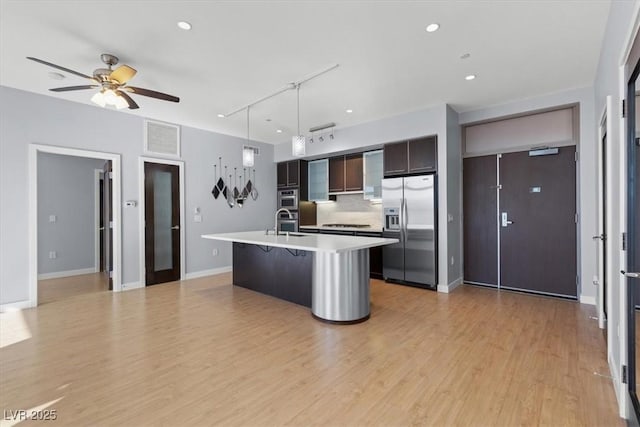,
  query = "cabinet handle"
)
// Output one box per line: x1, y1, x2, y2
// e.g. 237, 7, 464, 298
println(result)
385, 168, 405, 173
